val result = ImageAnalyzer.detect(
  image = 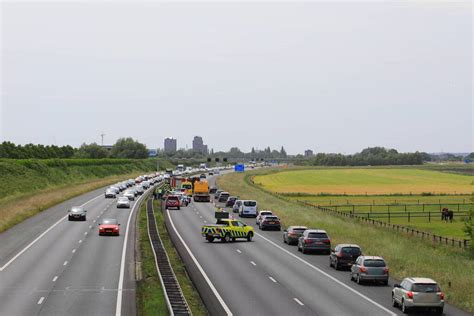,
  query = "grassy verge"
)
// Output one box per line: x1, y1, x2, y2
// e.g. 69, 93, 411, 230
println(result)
152, 199, 208, 316
218, 170, 474, 313
0, 172, 145, 232
137, 202, 168, 316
